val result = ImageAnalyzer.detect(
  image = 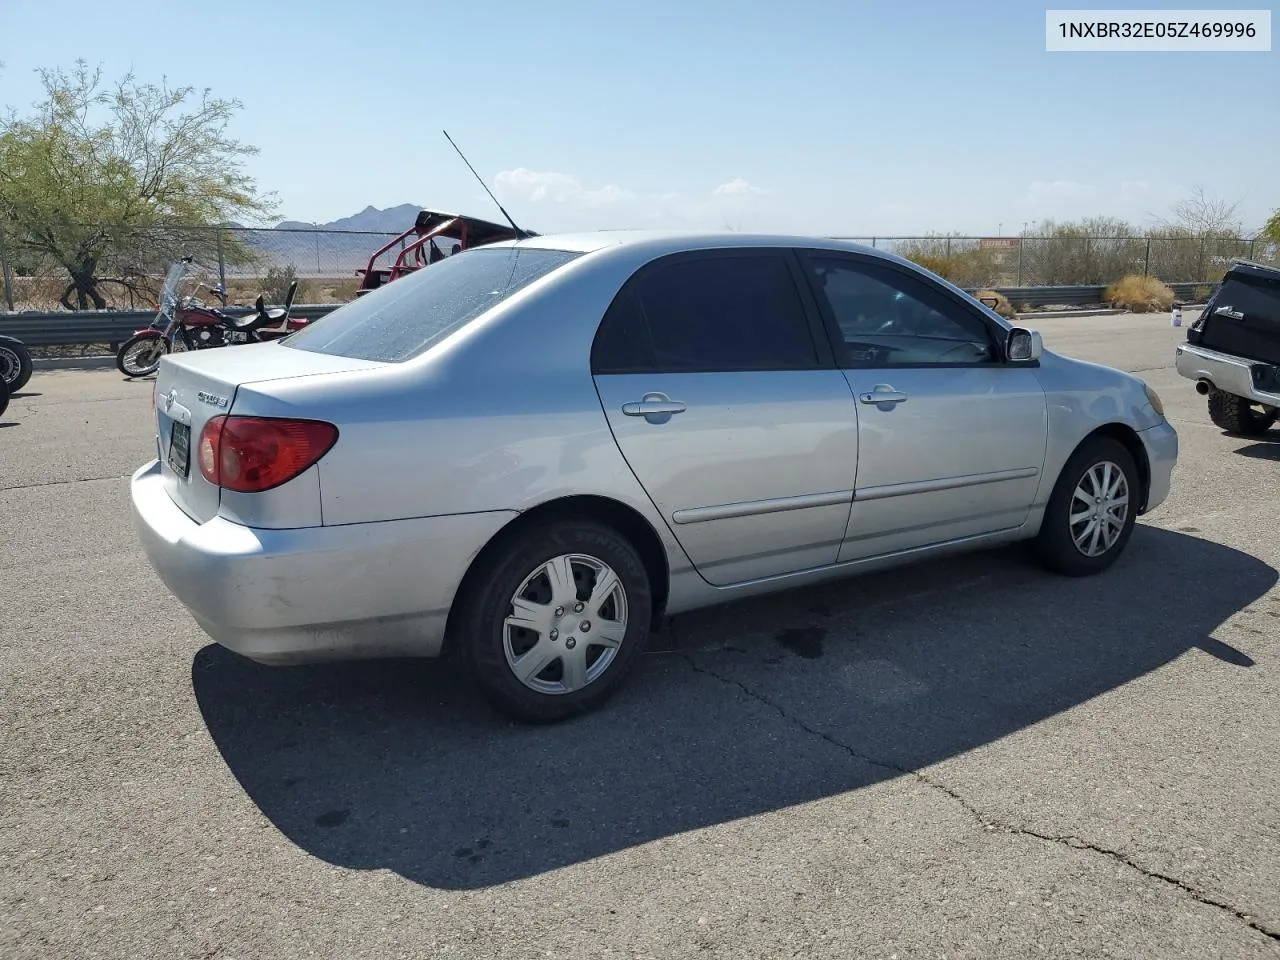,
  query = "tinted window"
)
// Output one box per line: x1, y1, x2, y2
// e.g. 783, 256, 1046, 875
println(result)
592, 254, 818, 373
283, 247, 580, 362
805, 258, 996, 367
